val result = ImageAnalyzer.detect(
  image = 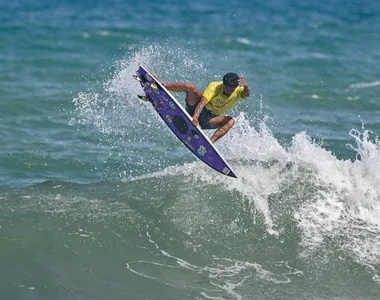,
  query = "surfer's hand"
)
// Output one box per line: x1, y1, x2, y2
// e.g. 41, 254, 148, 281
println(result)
192, 118, 200, 128
239, 75, 248, 87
